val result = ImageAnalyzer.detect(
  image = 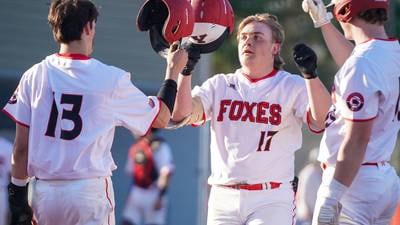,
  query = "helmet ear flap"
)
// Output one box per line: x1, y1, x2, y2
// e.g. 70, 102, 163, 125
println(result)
137, 0, 168, 31
136, 0, 195, 58
149, 25, 170, 58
